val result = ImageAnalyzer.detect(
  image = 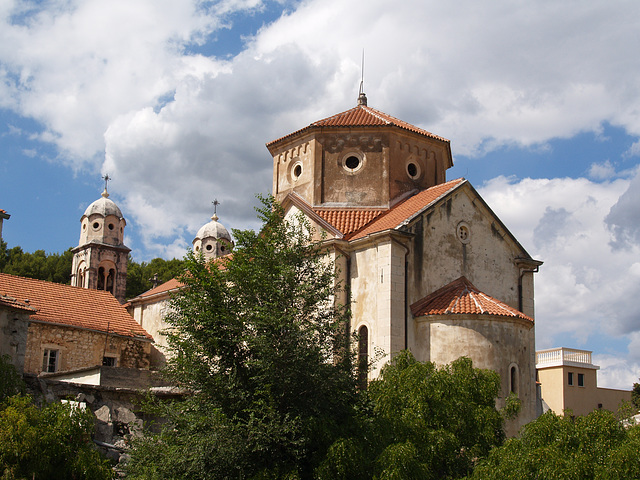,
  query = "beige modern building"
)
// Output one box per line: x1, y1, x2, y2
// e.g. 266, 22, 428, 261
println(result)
537, 347, 632, 417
